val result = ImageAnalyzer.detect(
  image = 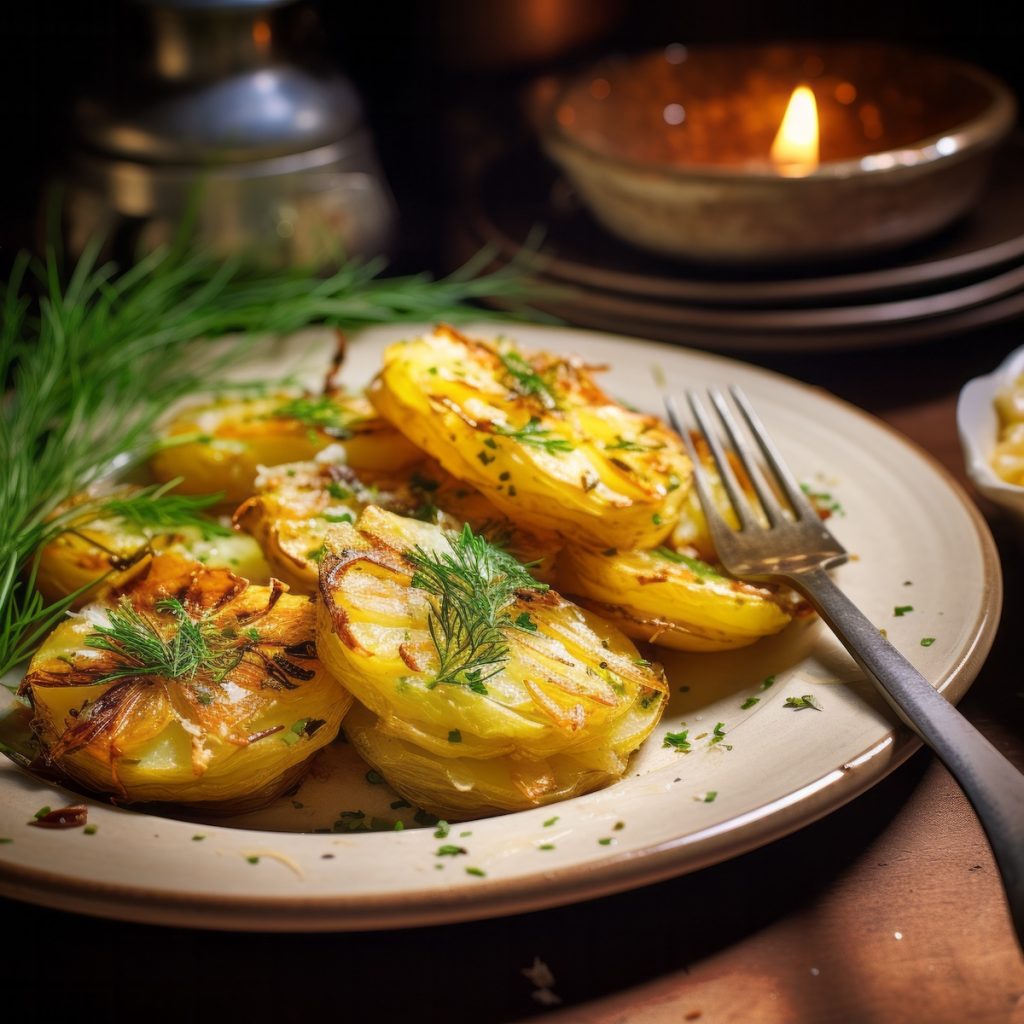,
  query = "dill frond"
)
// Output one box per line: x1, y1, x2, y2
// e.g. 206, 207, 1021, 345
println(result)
85, 597, 242, 685
0, 240, 544, 677
408, 524, 547, 690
